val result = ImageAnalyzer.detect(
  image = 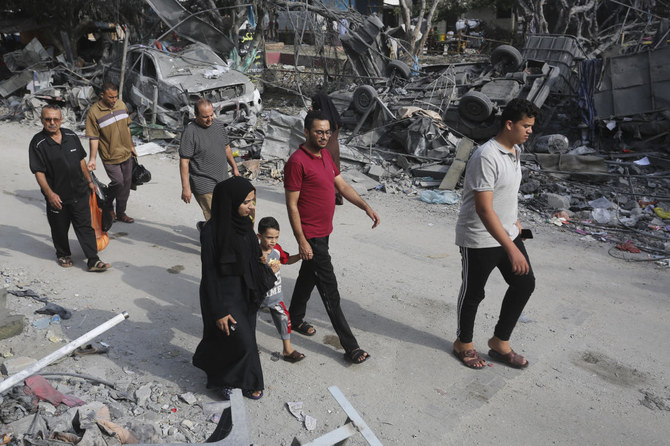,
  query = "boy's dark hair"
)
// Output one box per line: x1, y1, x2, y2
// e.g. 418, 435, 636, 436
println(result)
258, 216, 280, 234
304, 109, 331, 131
500, 98, 540, 127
